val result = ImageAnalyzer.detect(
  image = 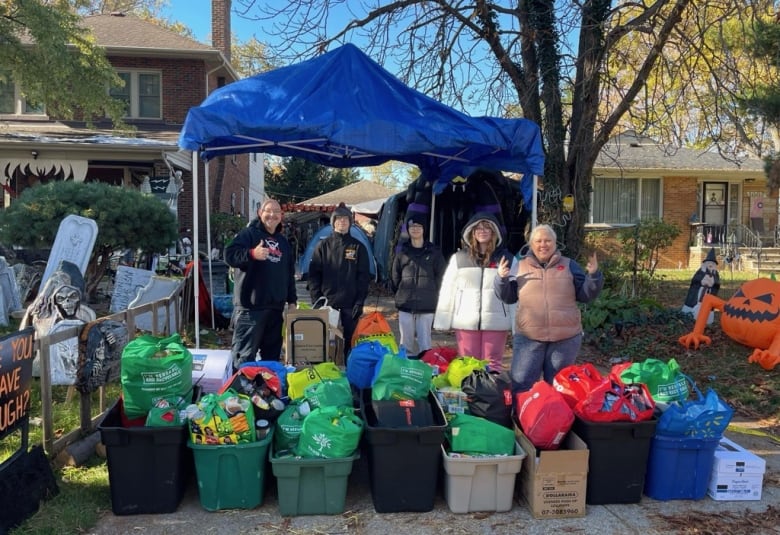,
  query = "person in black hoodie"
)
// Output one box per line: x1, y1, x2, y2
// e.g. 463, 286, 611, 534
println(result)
224, 199, 297, 369
390, 213, 446, 357
308, 203, 371, 360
